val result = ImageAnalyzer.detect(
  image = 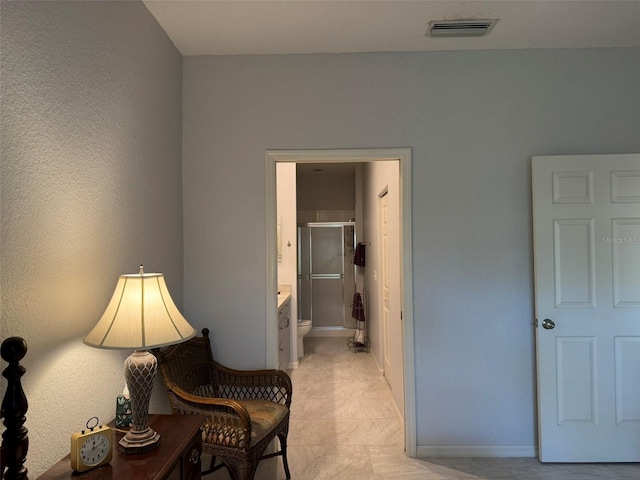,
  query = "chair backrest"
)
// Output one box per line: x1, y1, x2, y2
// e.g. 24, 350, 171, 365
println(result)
155, 328, 219, 398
